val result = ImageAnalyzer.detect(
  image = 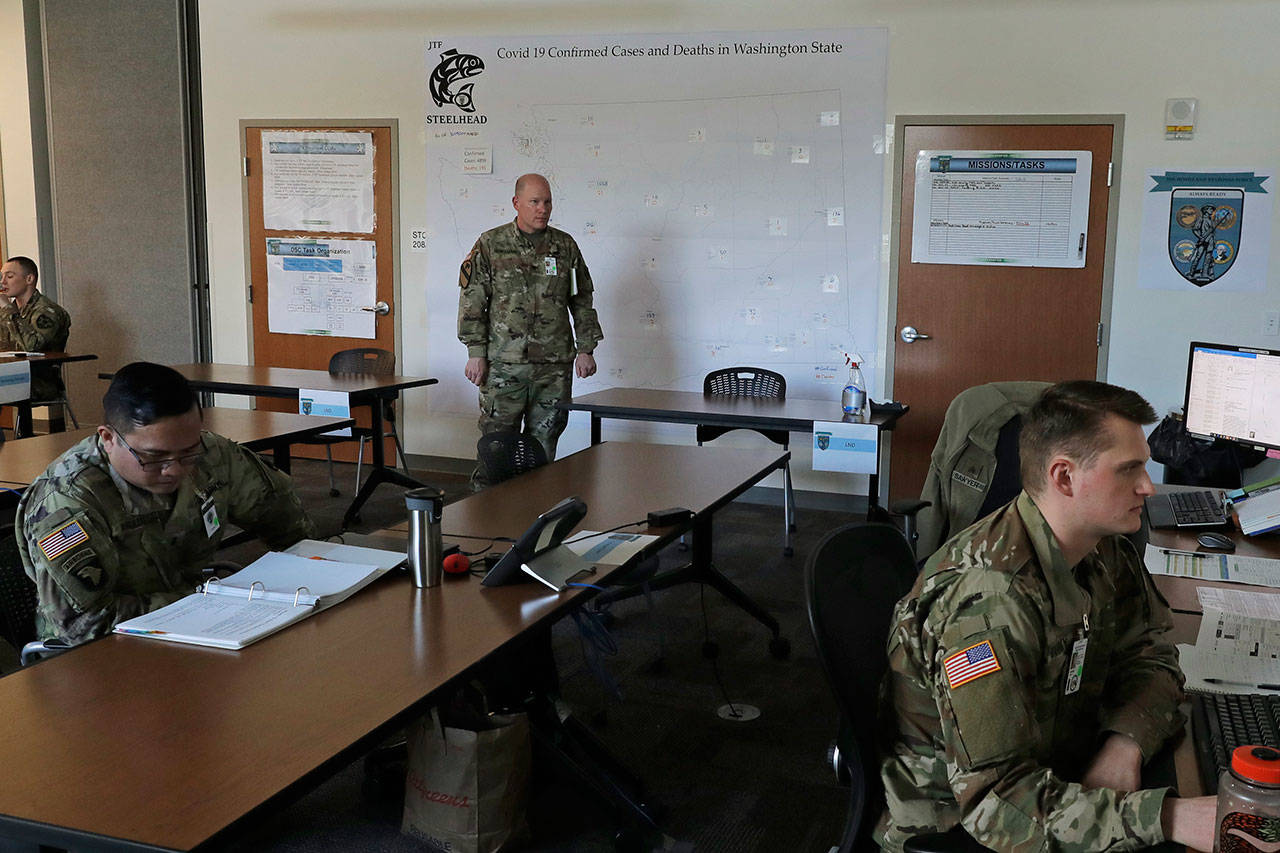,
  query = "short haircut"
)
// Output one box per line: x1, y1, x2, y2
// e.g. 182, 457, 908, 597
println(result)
103, 362, 200, 432
514, 173, 548, 197
4, 256, 37, 283
1019, 380, 1157, 495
